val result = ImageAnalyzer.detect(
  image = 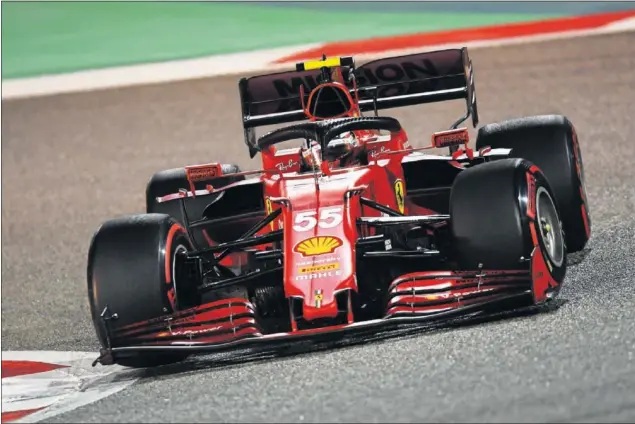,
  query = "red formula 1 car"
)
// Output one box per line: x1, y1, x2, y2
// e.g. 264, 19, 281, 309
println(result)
88, 48, 591, 368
